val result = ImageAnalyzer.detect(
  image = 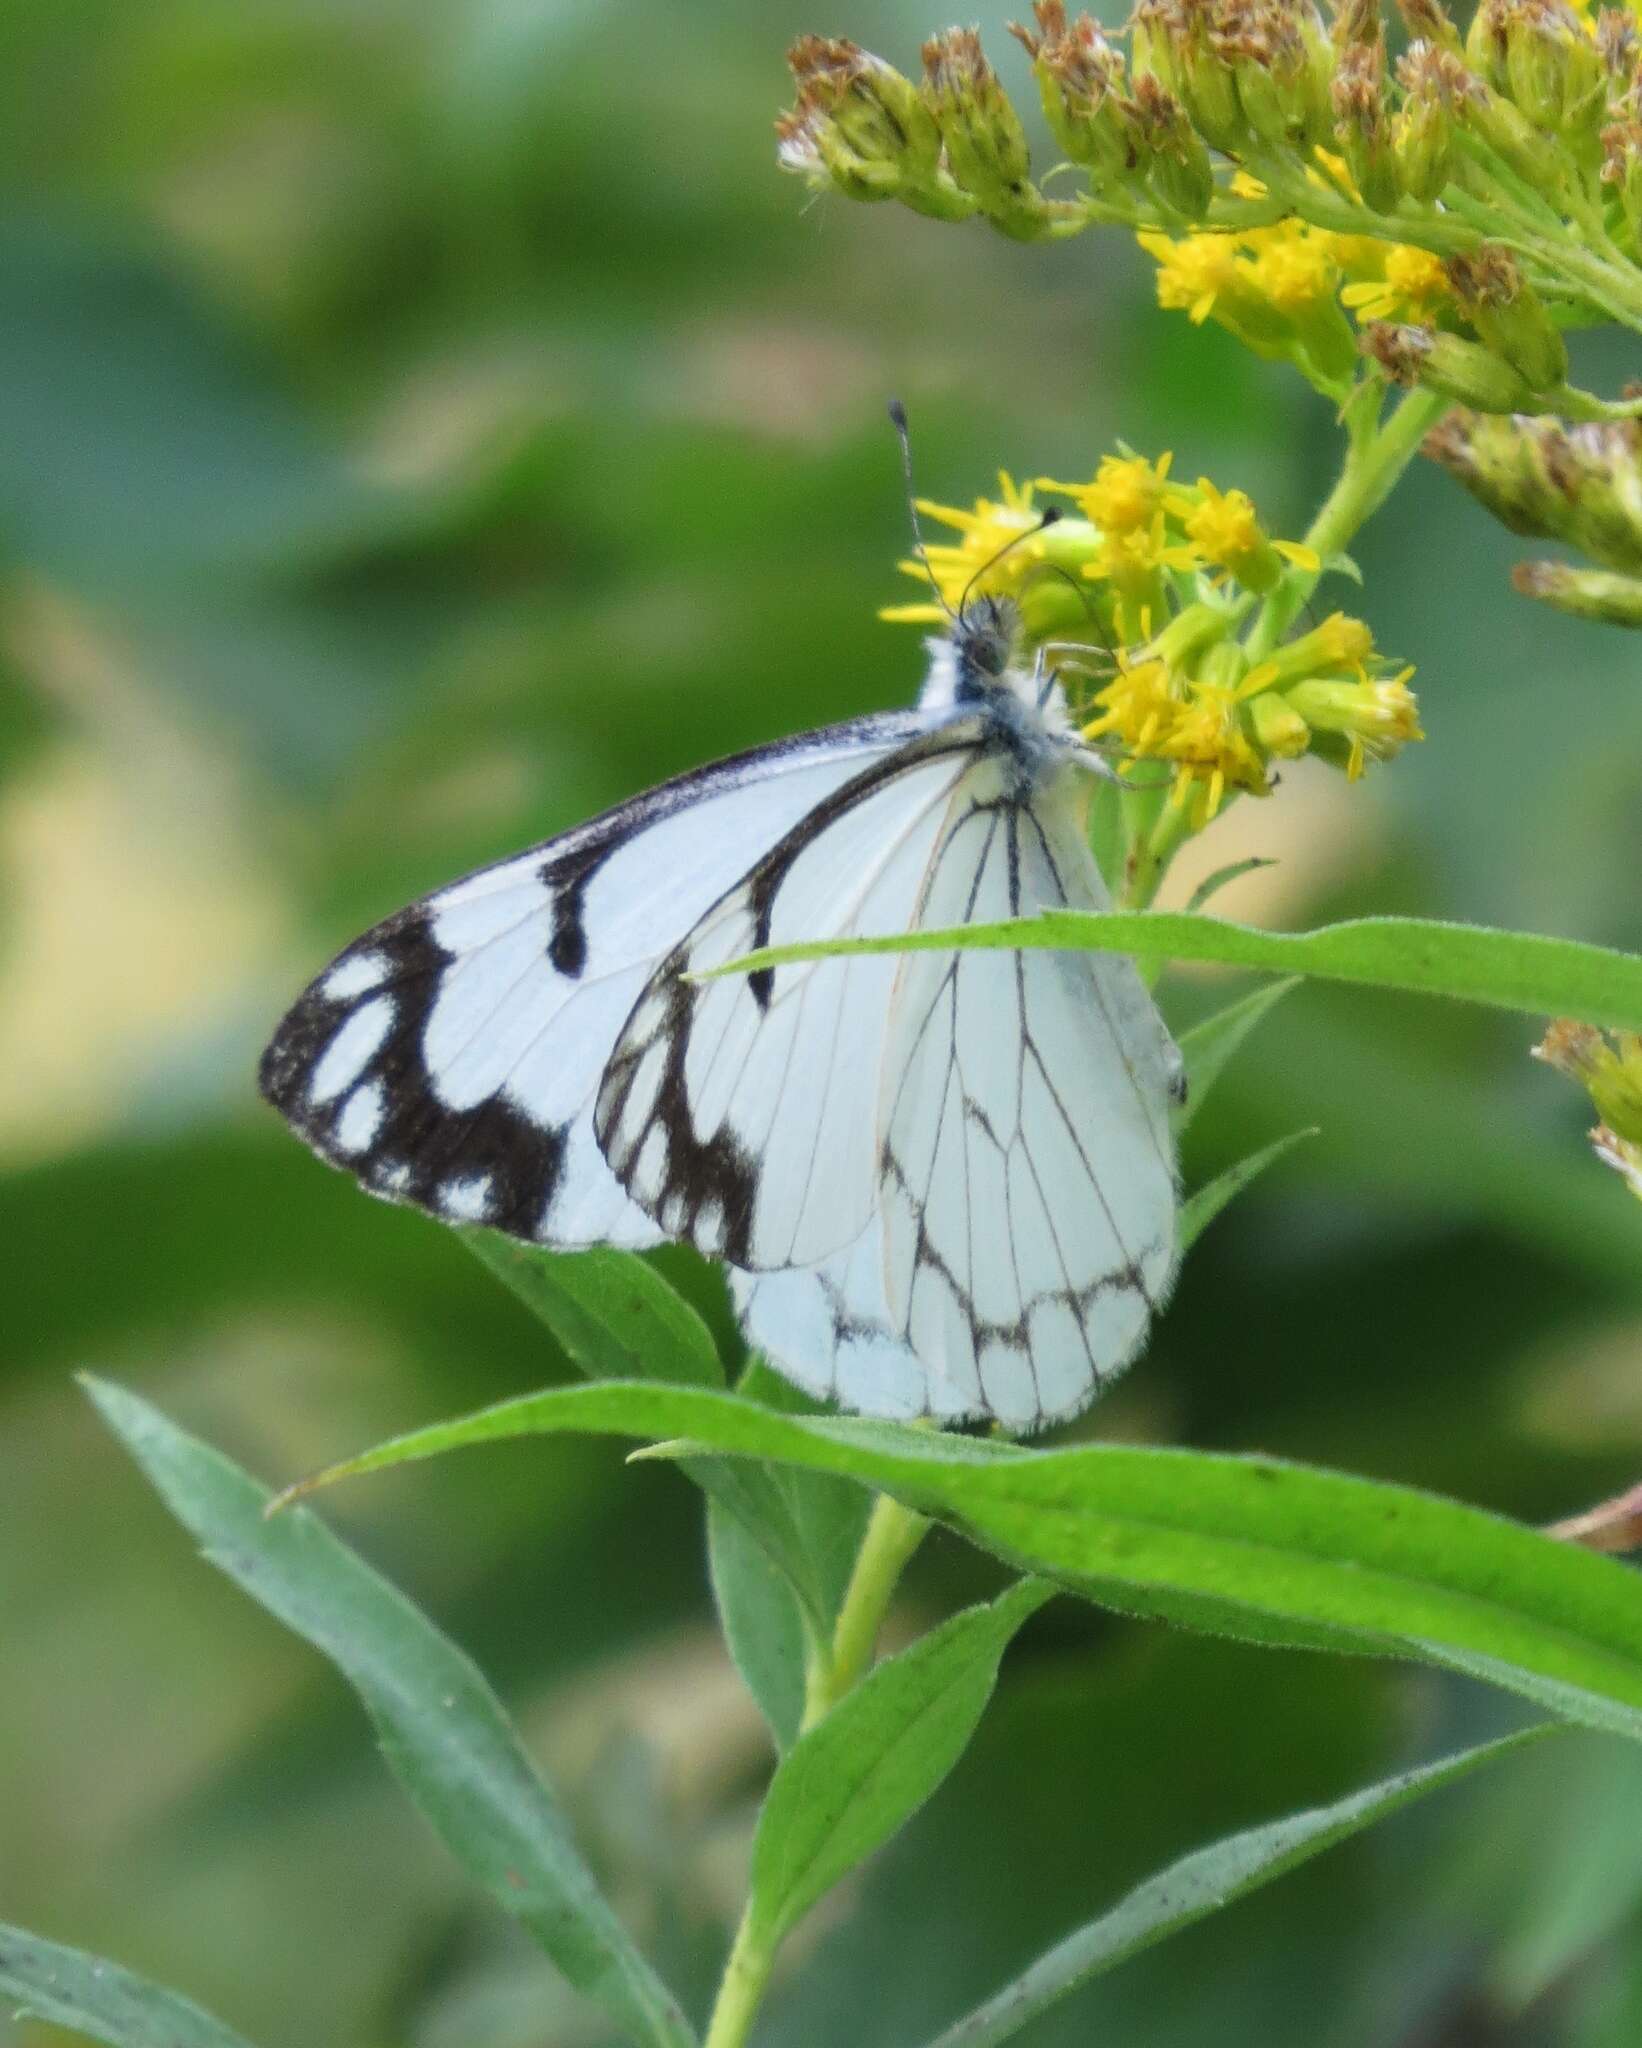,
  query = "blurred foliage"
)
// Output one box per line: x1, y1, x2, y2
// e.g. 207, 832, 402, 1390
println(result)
3, 2, 1642, 2046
